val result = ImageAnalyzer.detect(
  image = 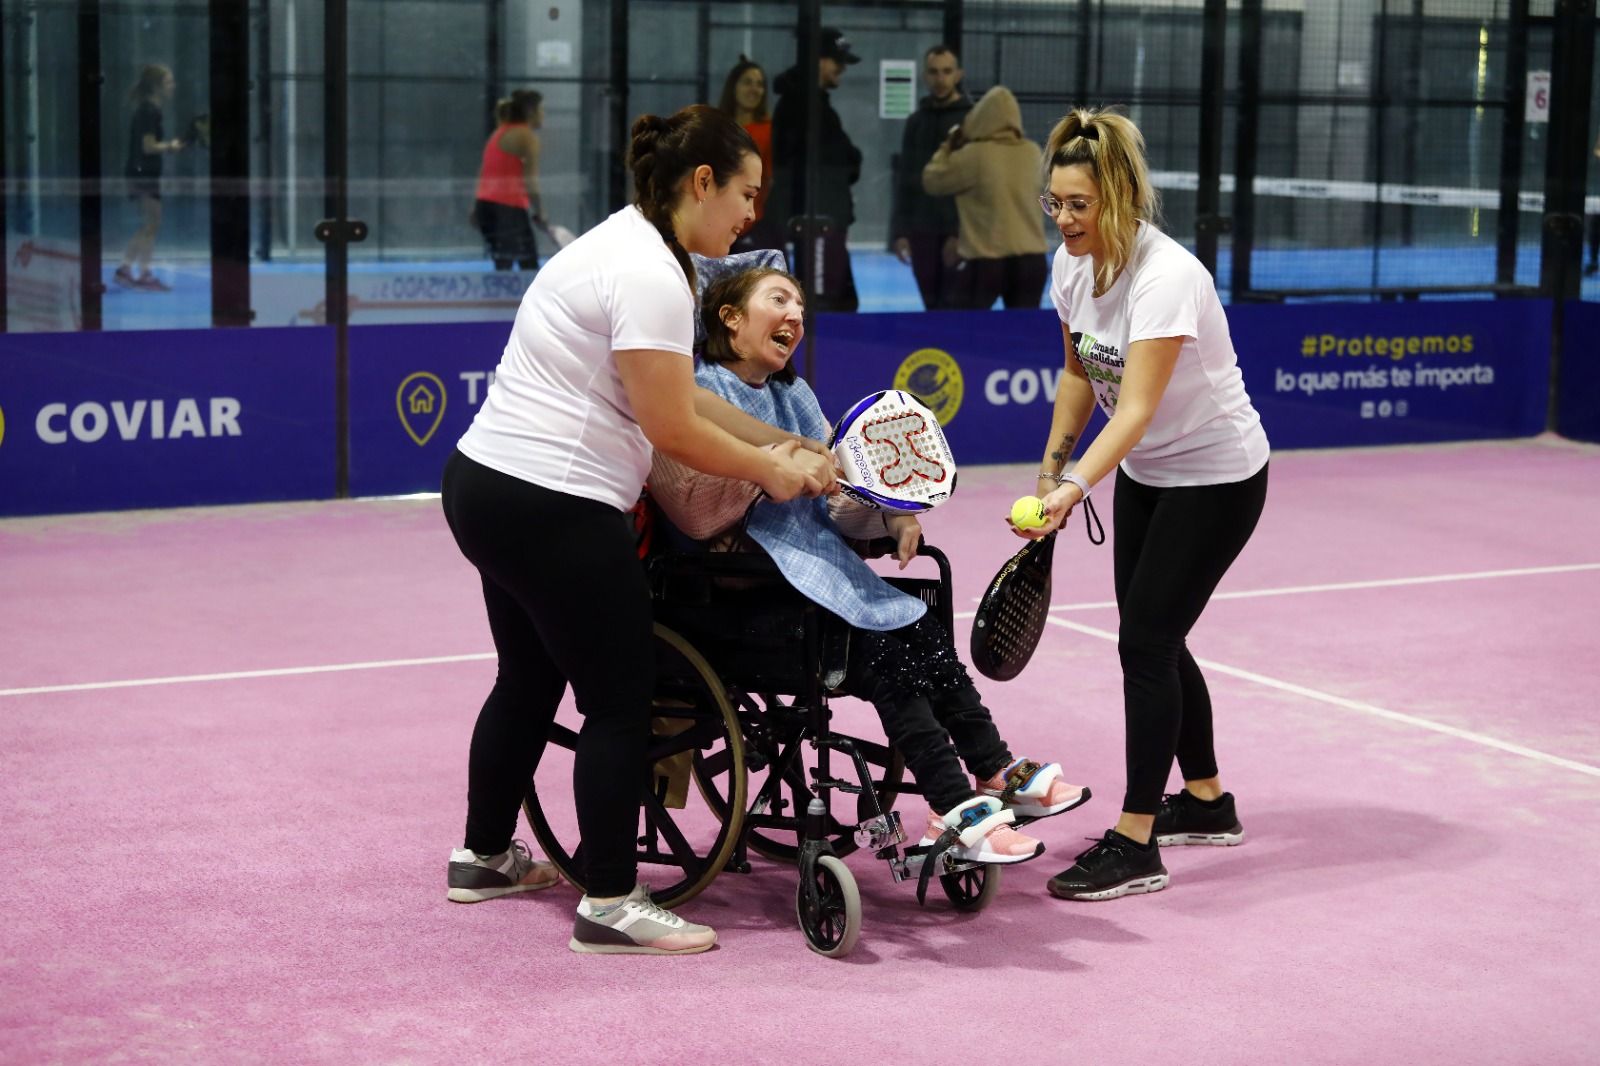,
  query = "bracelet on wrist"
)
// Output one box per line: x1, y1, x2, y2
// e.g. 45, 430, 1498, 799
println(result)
1038, 470, 1091, 498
